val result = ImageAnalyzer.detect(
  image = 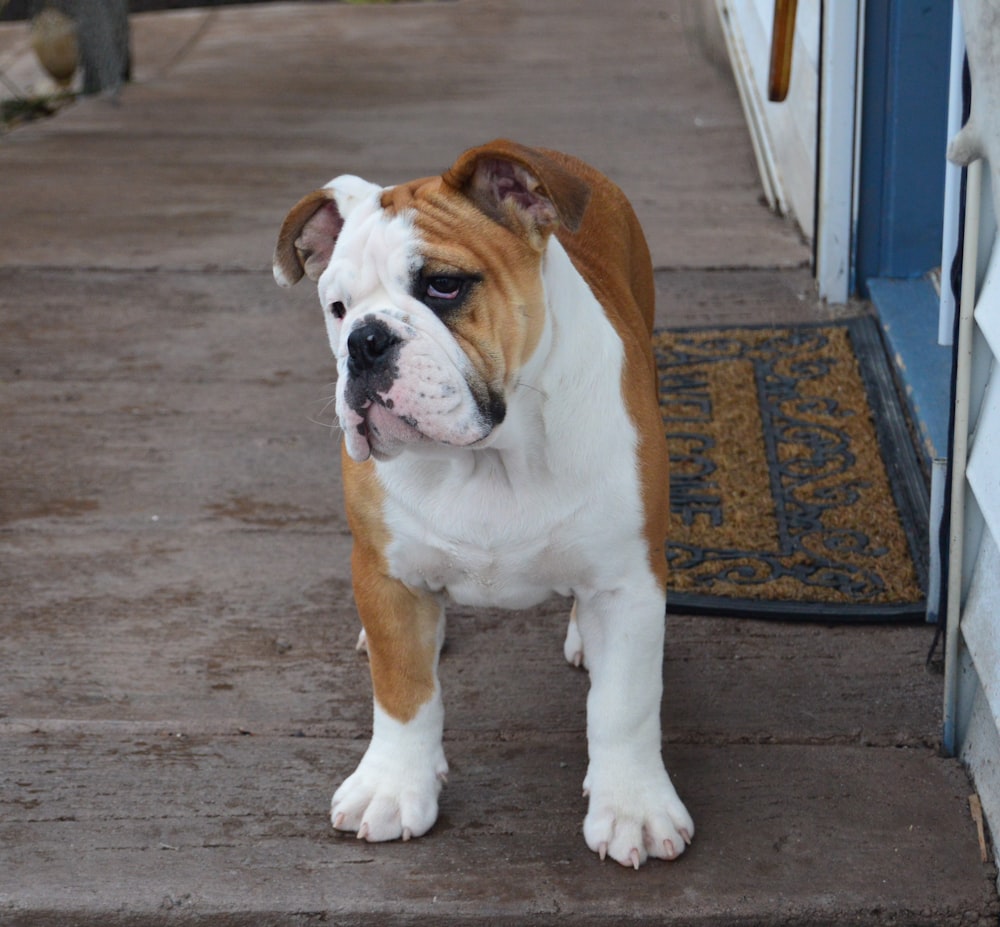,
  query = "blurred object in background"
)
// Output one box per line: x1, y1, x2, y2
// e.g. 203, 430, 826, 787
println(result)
20, 0, 129, 96
74, 0, 130, 96
30, 7, 76, 87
